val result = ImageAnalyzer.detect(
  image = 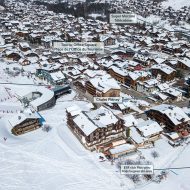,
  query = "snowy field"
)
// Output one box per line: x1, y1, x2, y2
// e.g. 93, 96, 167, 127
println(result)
0, 100, 127, 190
162, 0, 190, 10
140, 144, 190, 190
